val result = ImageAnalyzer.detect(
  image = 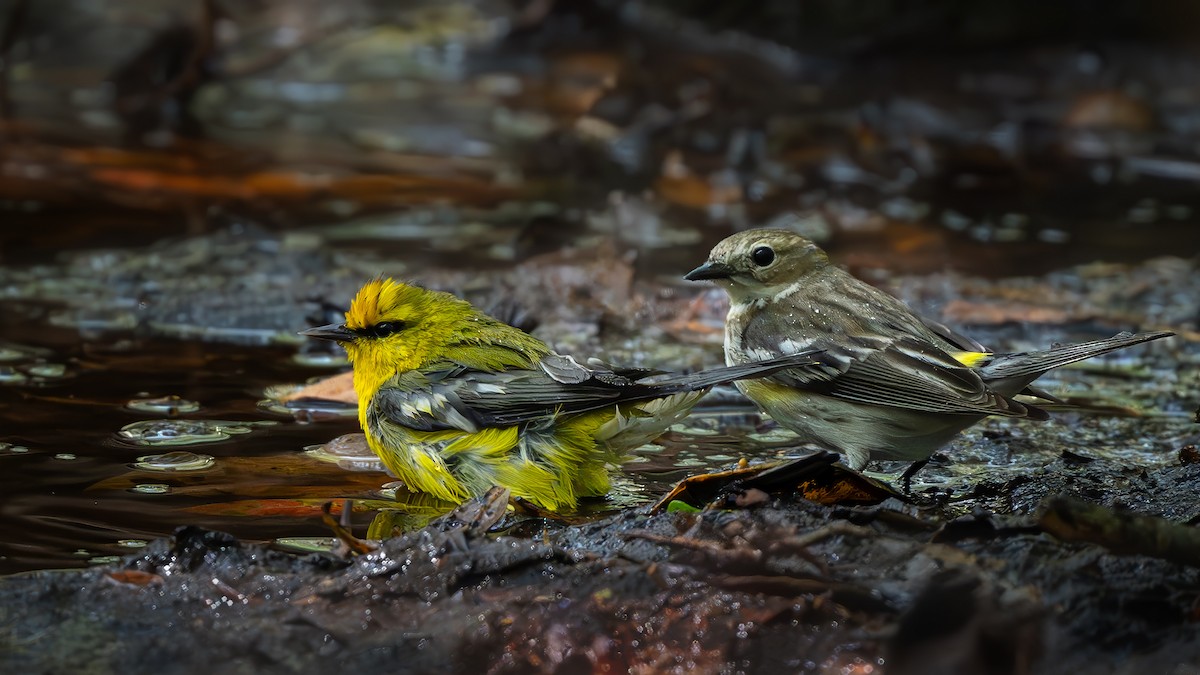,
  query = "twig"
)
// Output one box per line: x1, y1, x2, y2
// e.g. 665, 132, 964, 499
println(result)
1039, 496, 1200, 568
